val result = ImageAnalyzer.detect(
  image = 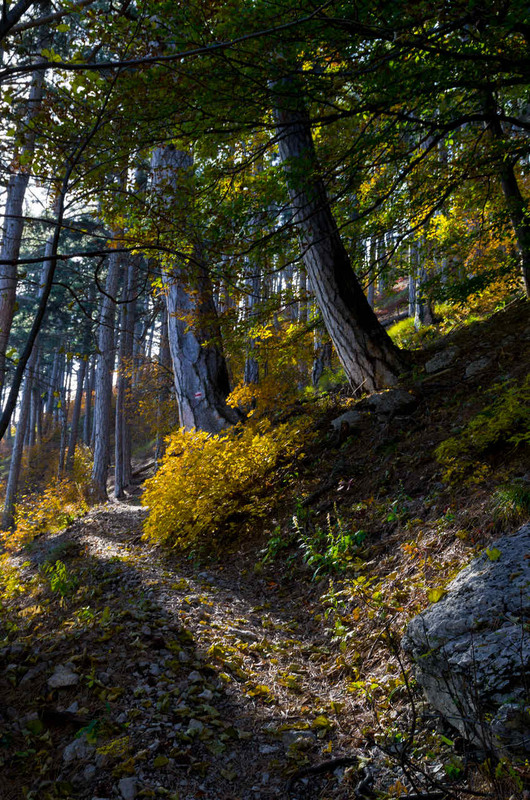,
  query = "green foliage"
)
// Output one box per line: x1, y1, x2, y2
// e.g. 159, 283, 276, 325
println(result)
294, 507, 367, 579
436, 377, 530, 483
387, 317, 436, 349
39, 560, 79, 602
492, 479, 530, 526
142, 419, 313, 551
